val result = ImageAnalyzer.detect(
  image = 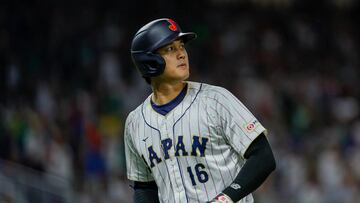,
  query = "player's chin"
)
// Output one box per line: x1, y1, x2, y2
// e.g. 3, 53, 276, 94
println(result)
175, 67, 189, 77
174, 71, 189, 81
181, 69, 190, 79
